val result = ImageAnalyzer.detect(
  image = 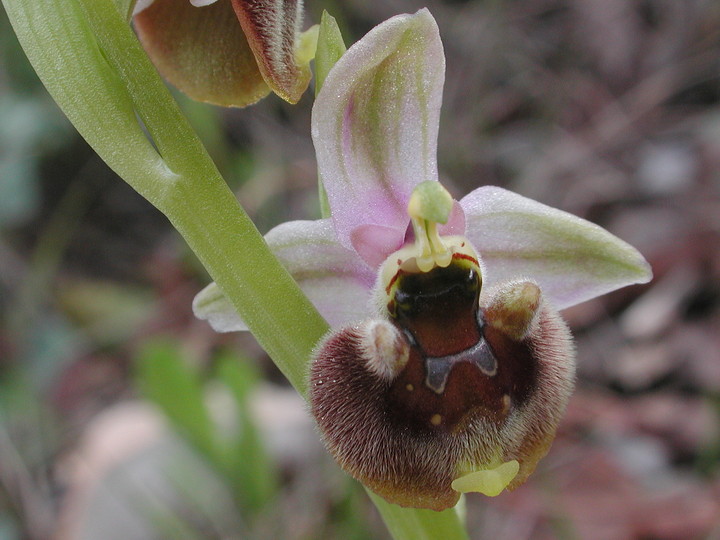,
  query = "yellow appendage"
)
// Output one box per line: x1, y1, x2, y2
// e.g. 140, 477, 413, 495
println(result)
450, 460, 520, 497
